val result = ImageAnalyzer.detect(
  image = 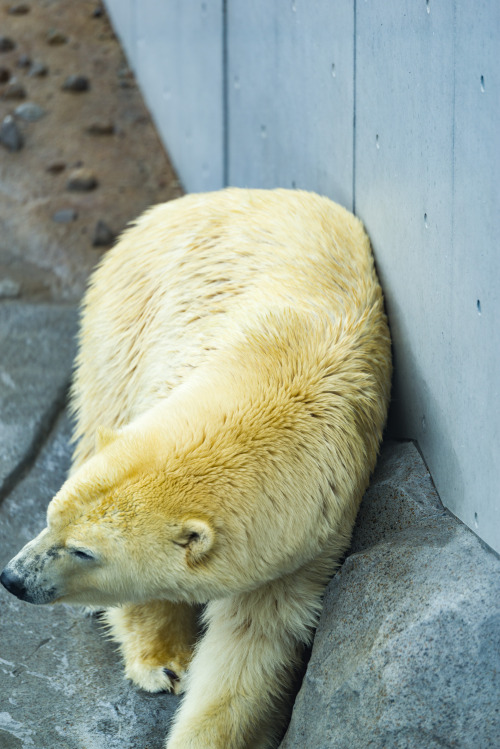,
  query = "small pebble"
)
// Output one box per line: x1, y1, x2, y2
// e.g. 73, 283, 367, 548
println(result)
0, 67, 10, 82
86, 119, 114, 135
1, 80, 26, 99
46, 29, 68, 45
62, 74, 90, 92
8, 3, 31, 14
46, 160, 66, 174
53, 208, 77, 223
28, 60, 48, 77
0, 278, 21, 298
14, 101, 46, 121
17, 54, 31, 68
0, 115, 24, 151
92, 220, 115, 247
92, 7, 103, 17
0, 37, 16, 53
66, 168, 98, 191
